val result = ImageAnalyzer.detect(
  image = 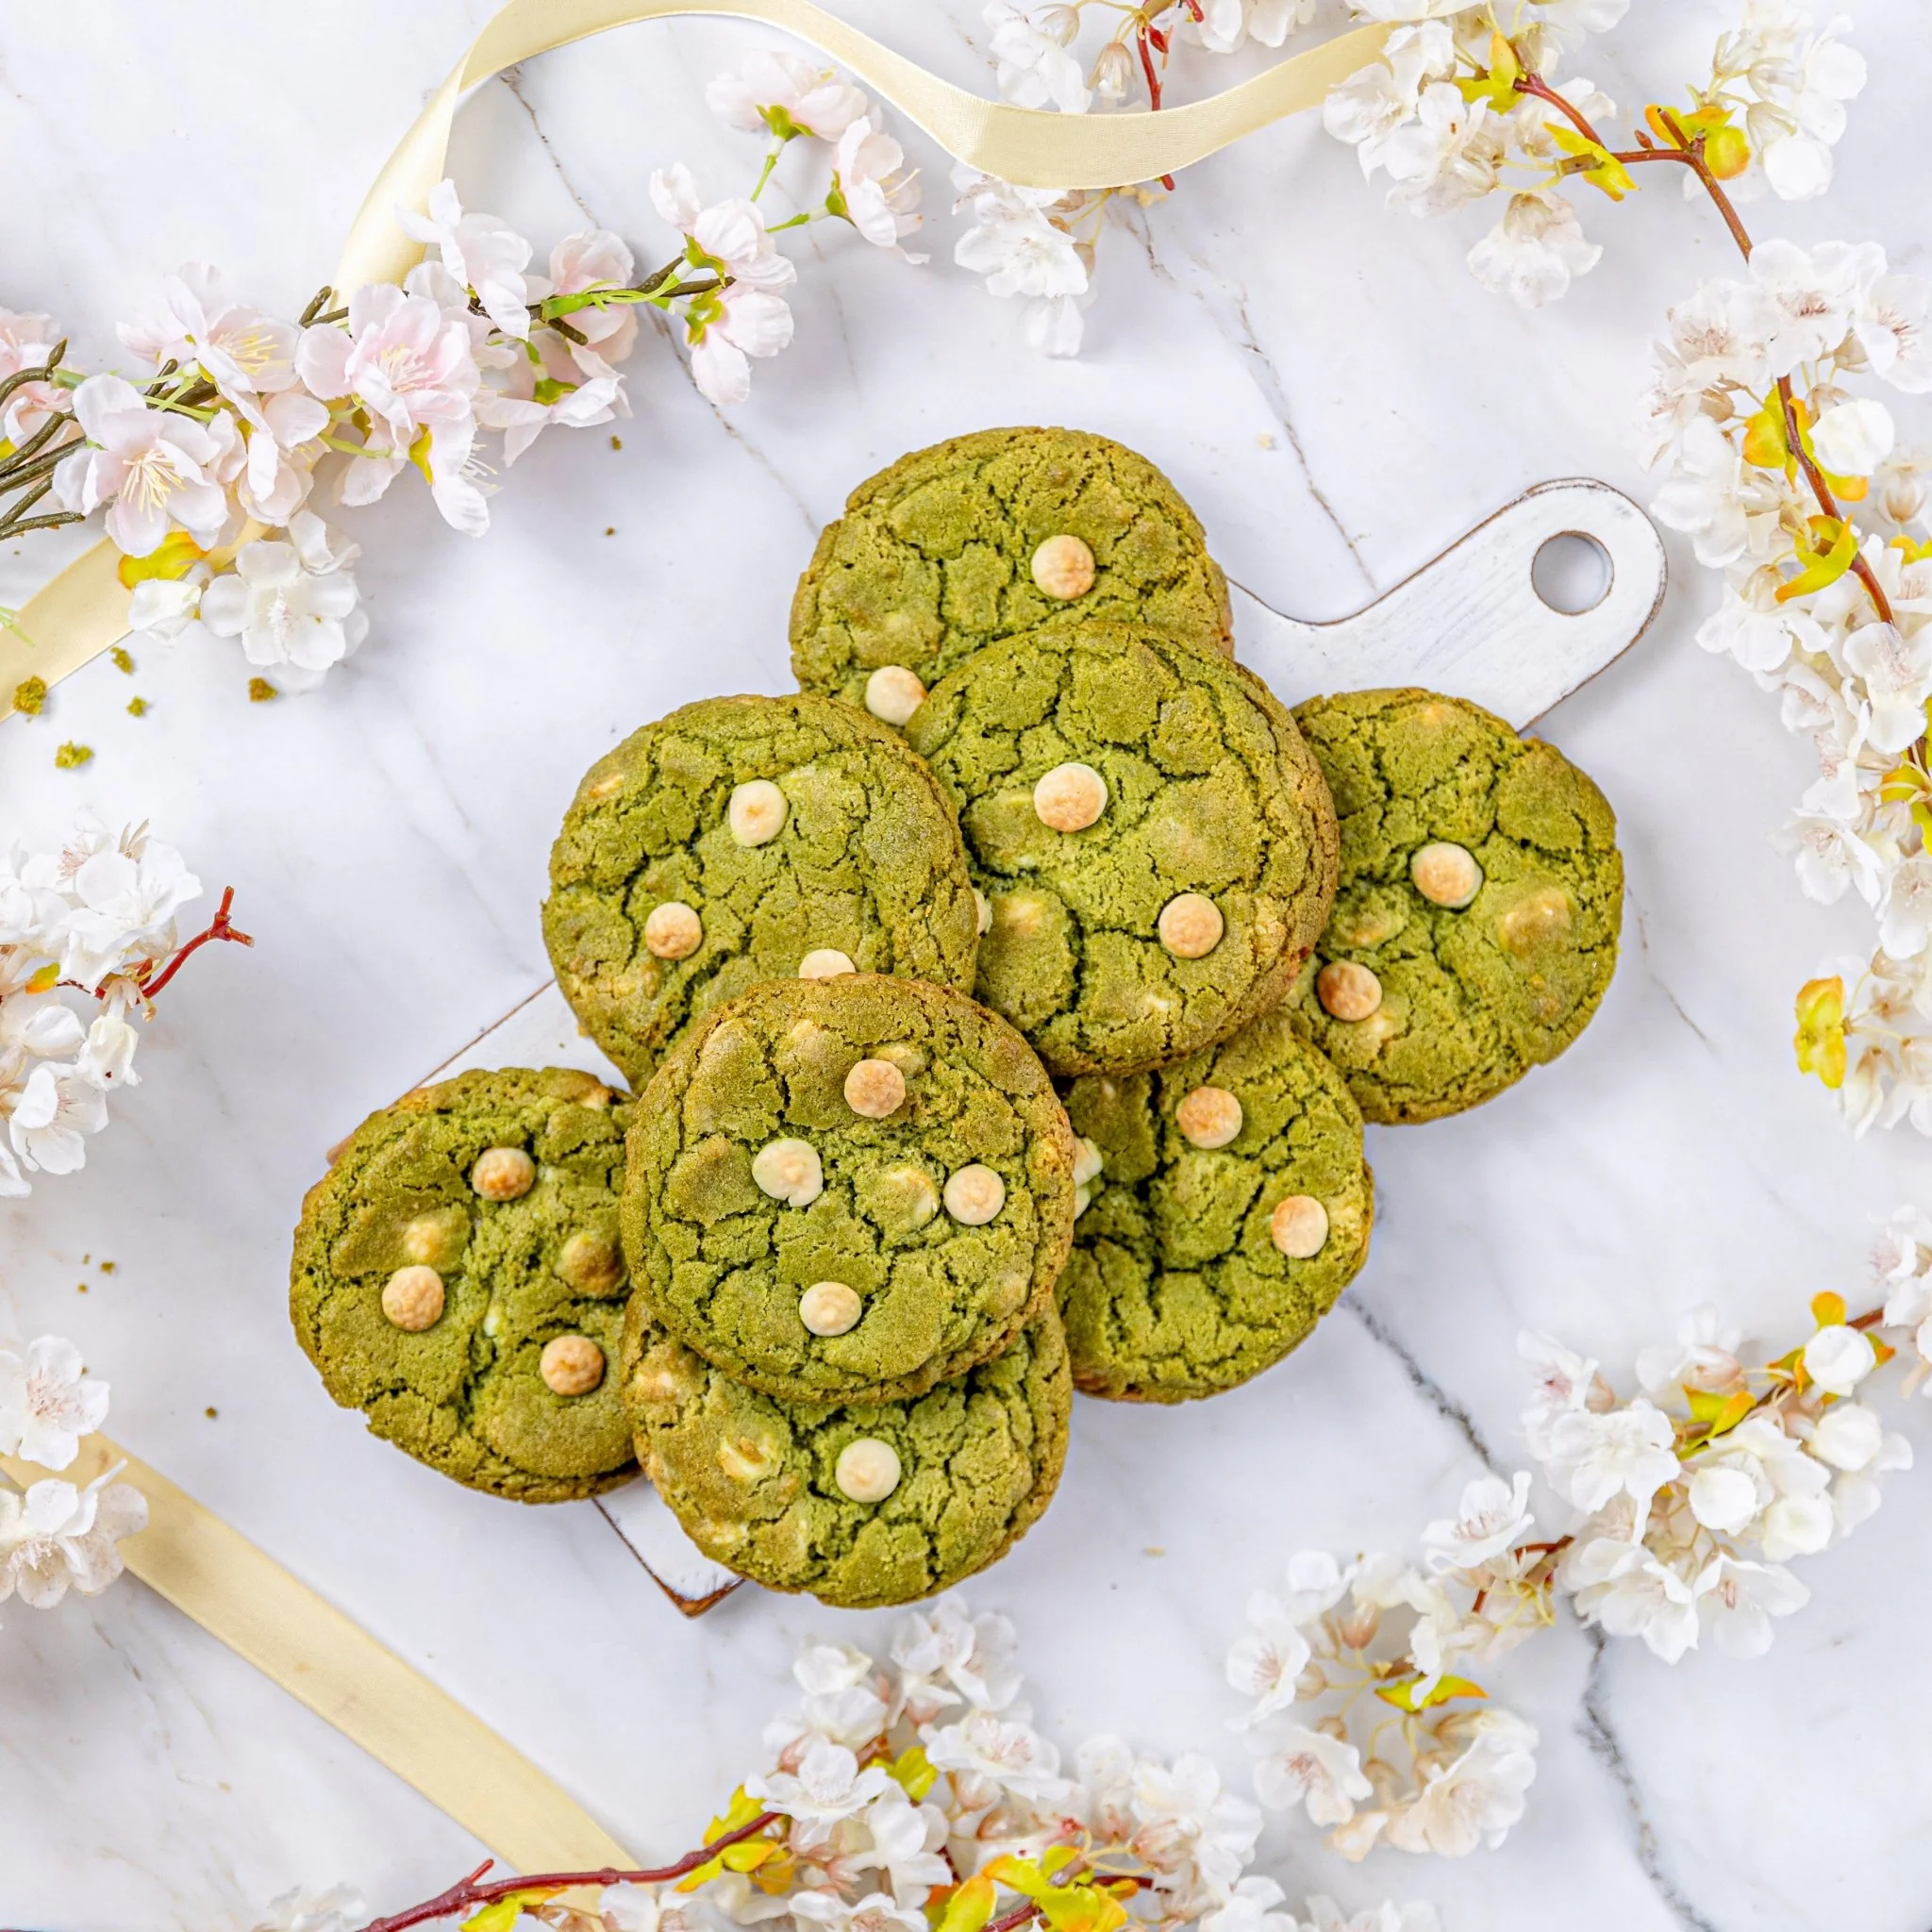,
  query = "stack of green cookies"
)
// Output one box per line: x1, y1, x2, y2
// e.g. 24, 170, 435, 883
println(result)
291, 427, 1624, 1610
